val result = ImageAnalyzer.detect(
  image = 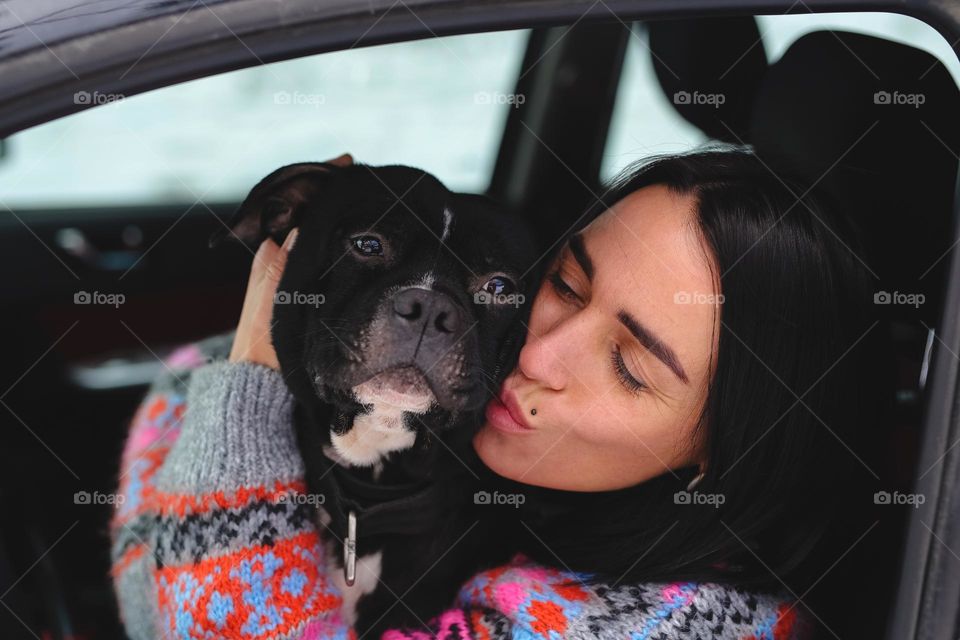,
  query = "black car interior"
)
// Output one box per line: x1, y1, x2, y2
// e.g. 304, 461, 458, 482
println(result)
0, 12, 957, 639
